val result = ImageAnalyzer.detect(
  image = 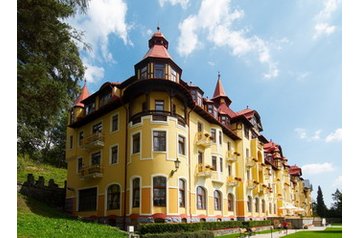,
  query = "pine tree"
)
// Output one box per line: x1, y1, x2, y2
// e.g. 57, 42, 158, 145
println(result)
316, 186, 328, 217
